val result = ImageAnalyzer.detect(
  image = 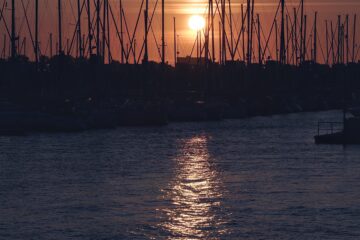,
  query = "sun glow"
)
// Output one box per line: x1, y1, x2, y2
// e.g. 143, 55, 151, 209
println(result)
188, 15, 205, 31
